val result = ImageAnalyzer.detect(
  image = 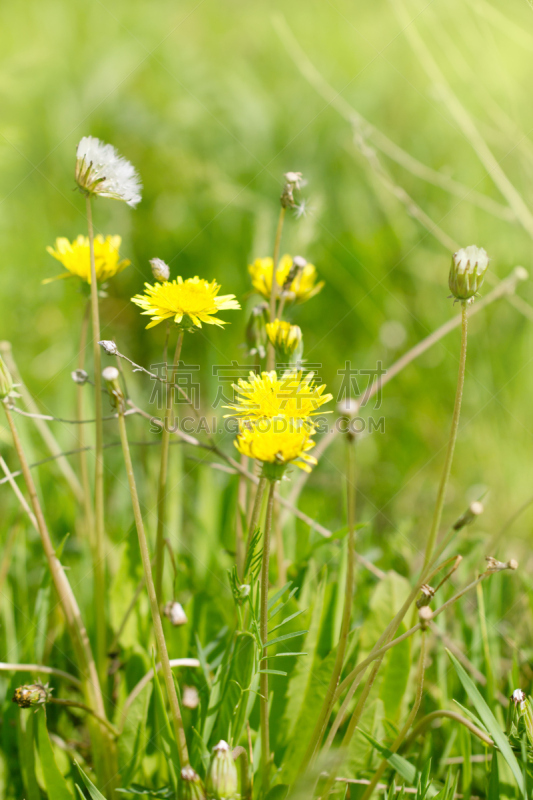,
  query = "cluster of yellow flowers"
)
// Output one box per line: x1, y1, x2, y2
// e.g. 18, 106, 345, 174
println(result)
44, 224, 329, 476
